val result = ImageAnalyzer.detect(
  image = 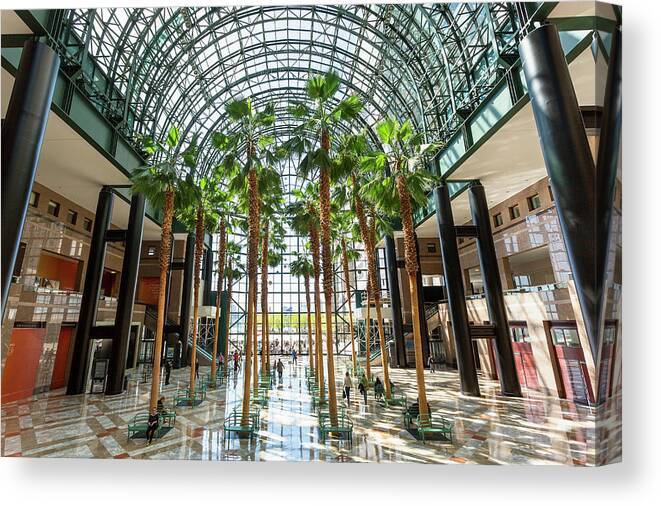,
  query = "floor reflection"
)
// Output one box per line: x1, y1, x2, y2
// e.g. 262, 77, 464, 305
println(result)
0, 357, 621, 464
